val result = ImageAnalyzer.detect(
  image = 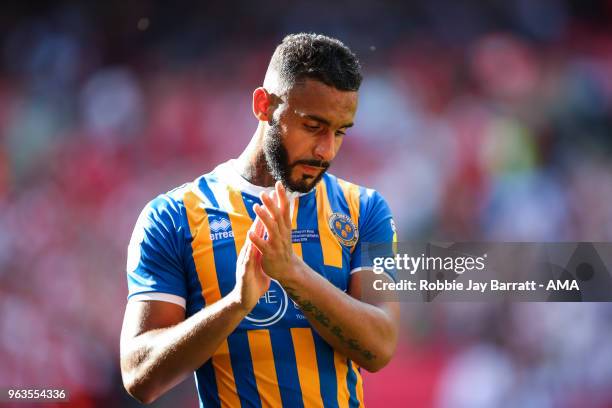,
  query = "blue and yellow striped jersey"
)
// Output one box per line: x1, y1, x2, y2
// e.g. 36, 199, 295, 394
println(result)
126, 159, 396, 407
